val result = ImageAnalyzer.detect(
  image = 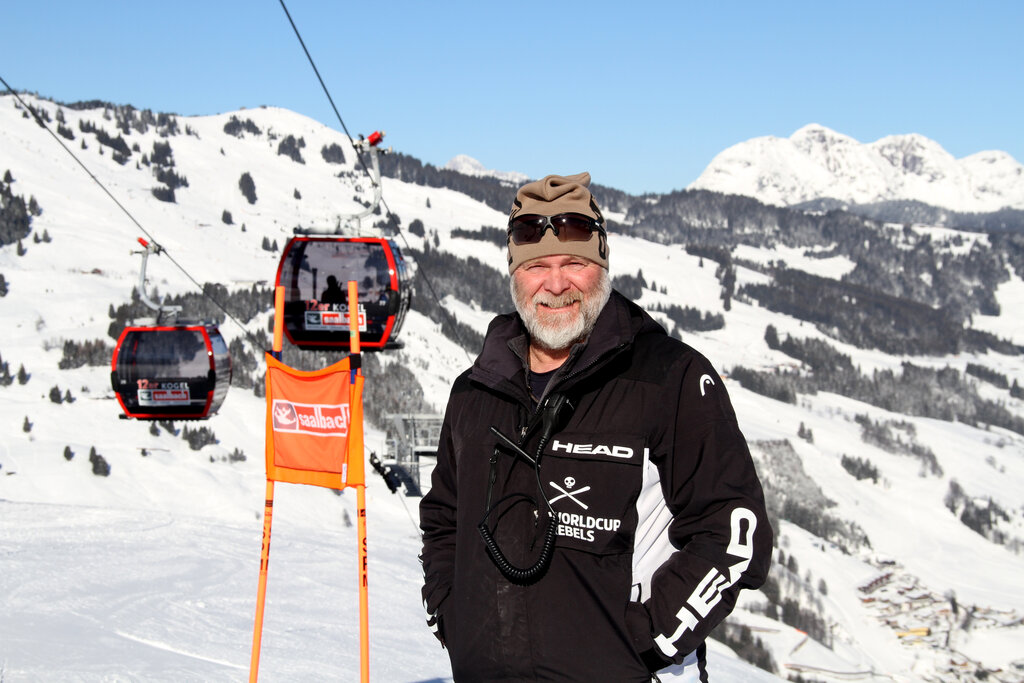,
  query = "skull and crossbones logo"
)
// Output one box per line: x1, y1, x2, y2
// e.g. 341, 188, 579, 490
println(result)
549, 476, 590, 509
